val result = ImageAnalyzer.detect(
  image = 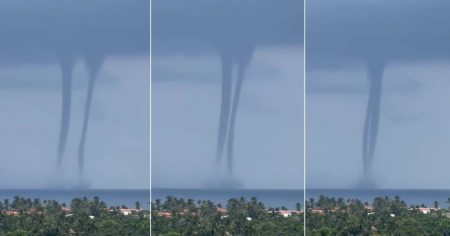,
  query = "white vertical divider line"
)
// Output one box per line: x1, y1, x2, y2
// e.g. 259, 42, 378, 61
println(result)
149, 0, 152, 231
303, 0, 307, 234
